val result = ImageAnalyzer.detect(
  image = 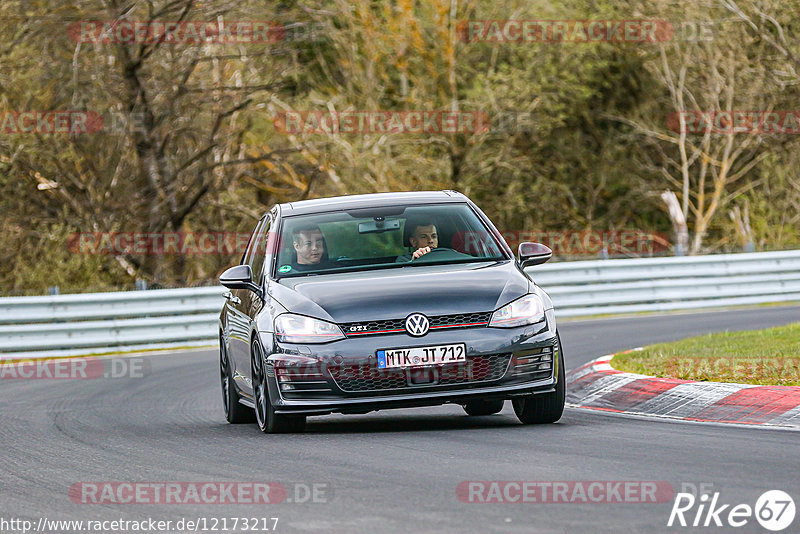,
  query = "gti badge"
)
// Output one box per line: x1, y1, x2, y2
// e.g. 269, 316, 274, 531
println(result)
405, 313, 430, 337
